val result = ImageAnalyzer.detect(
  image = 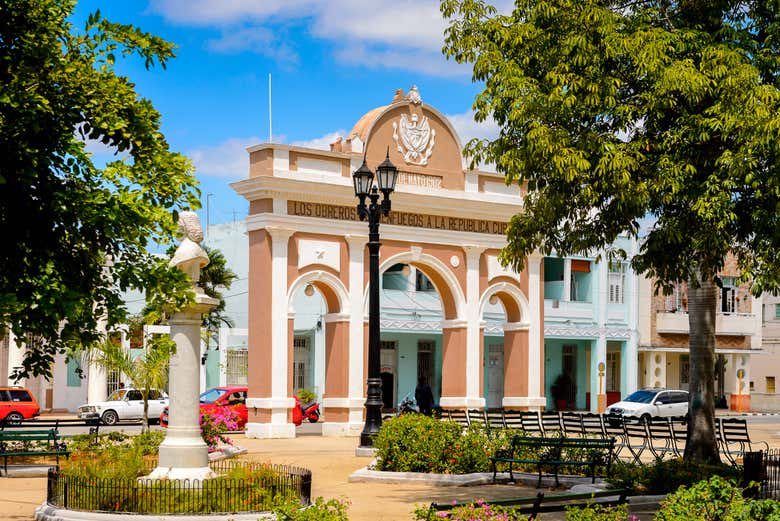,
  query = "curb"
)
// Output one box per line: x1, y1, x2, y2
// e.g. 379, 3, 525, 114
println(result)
348, 465, 609, 488
34, 503, 275, 521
